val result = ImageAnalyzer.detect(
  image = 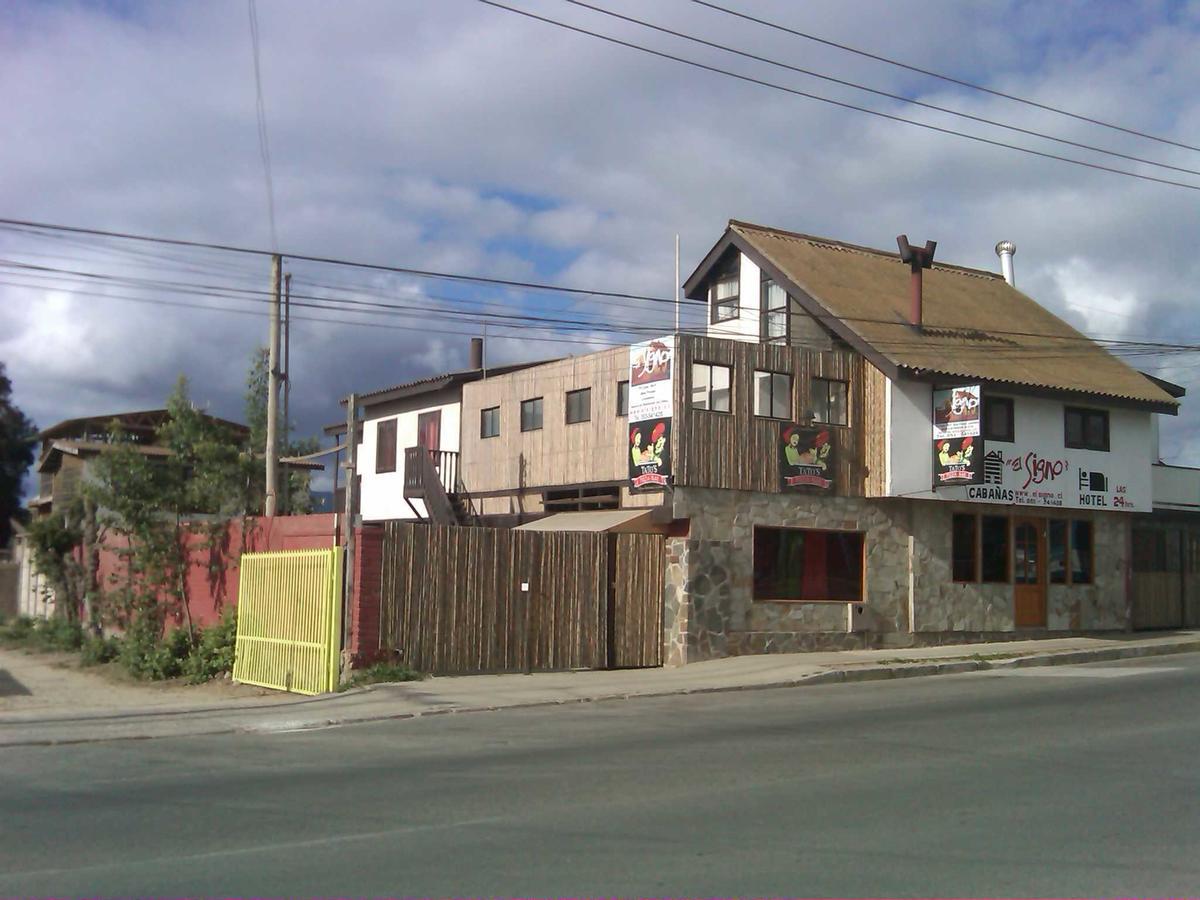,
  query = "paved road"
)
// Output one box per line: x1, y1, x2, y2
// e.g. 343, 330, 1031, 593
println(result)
3, 653, 1198, 896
